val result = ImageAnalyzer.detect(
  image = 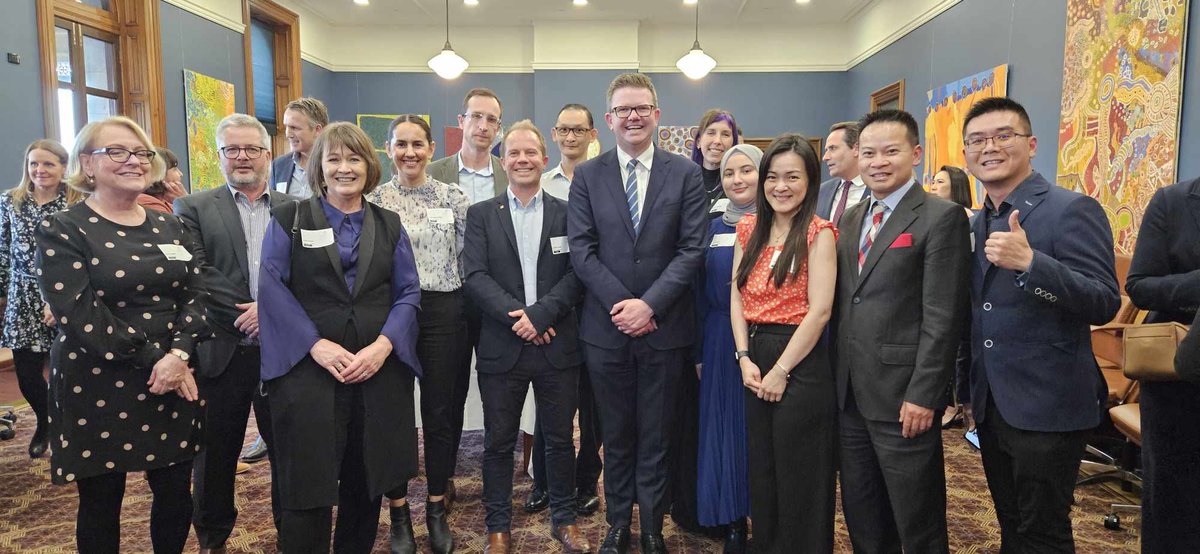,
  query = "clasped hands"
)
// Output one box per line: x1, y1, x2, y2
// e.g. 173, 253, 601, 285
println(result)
148, 351, 198, 402
739, 358, 787, 402
611, 298, 656, 337
508, 309, 555, 345
311, 336, 392, 384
